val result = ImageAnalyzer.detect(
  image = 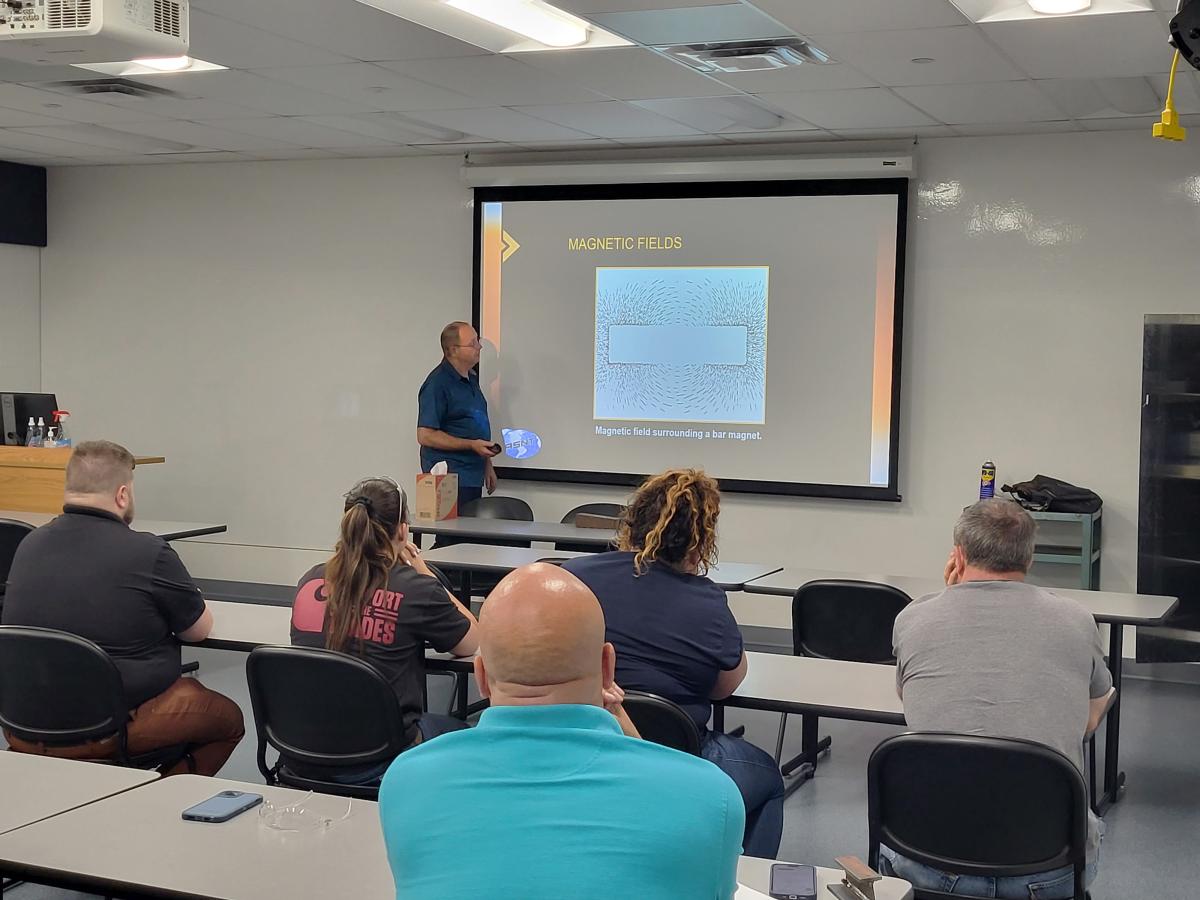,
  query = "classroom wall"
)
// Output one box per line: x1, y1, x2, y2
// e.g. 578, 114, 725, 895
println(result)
0, 243, 41, 391
37, 131, 1200, 594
